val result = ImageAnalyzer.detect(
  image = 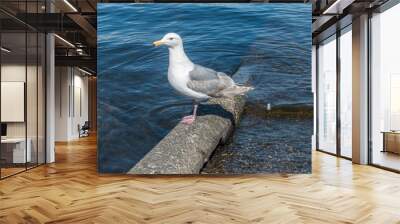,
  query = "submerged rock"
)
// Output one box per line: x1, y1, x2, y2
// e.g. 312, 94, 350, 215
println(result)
244, 102, 313, 119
